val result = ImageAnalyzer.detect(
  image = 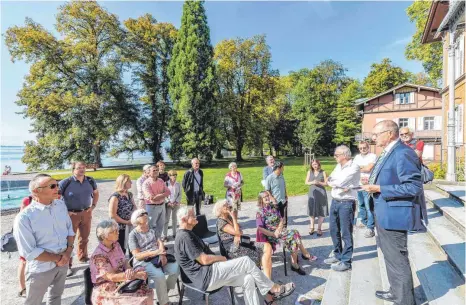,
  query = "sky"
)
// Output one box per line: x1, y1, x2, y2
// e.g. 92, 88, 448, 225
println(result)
0, 1, 423, 146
